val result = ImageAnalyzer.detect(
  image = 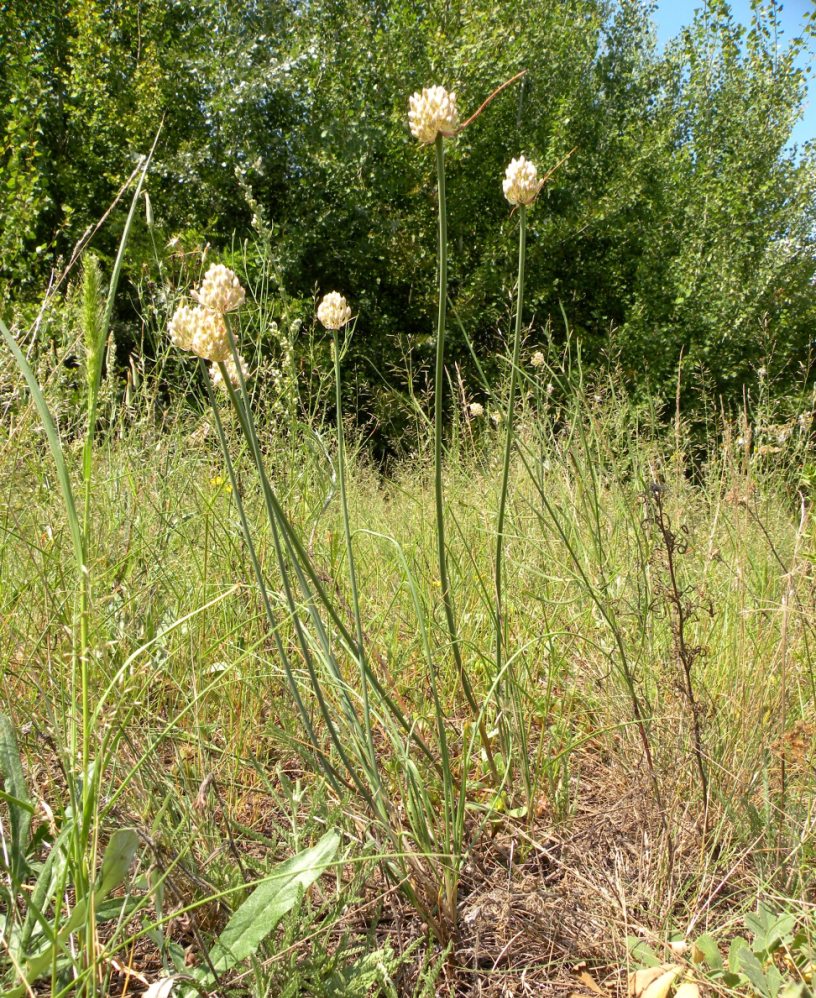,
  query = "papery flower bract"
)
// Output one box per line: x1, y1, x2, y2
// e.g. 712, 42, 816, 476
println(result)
210, 352, 250, 390
531, 350, 545, 367
468, 402, 484, 417
317, 291, 352, 330
167, 303, 198, 352
408, 86, 459, 144
193, 263, 246, 313
503, 156, 541, 206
